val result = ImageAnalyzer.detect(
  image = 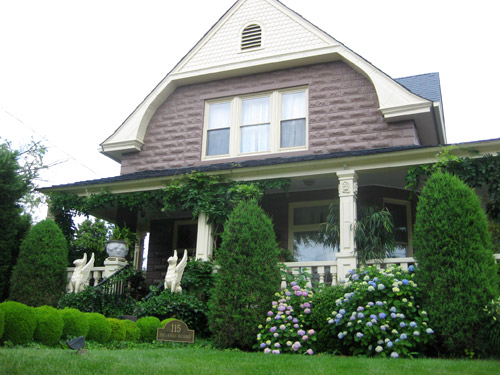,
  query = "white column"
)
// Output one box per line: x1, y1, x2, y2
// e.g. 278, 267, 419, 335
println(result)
195, 212, 214, 261
336, 170, 358, 281
133, 231, 146, 271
